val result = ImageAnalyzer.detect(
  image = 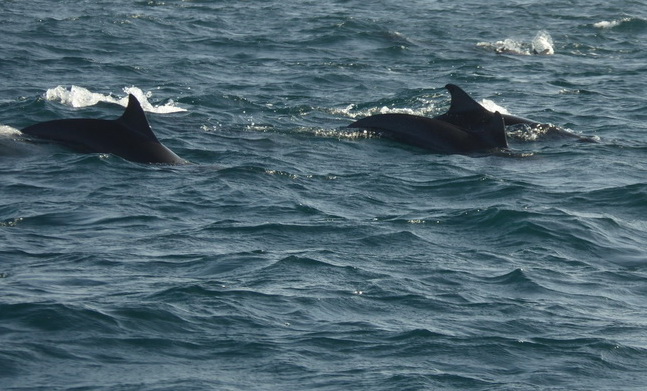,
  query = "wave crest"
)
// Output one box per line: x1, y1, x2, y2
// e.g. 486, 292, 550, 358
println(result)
593, 17, 646, 30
